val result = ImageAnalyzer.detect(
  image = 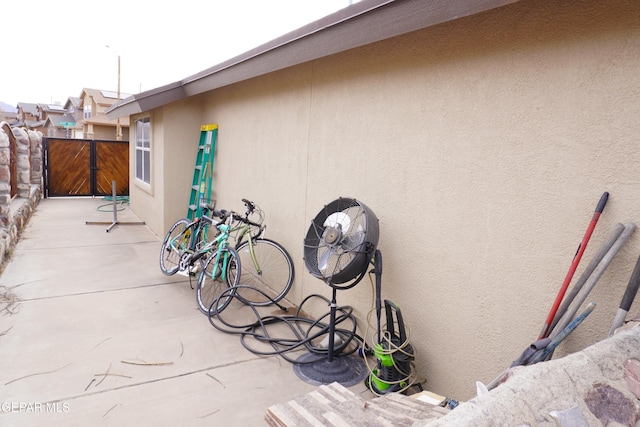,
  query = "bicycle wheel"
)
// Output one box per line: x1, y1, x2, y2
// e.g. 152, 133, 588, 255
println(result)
159, 218, 191, 275
235, 238, 294, 306
196, 246, 241, 315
